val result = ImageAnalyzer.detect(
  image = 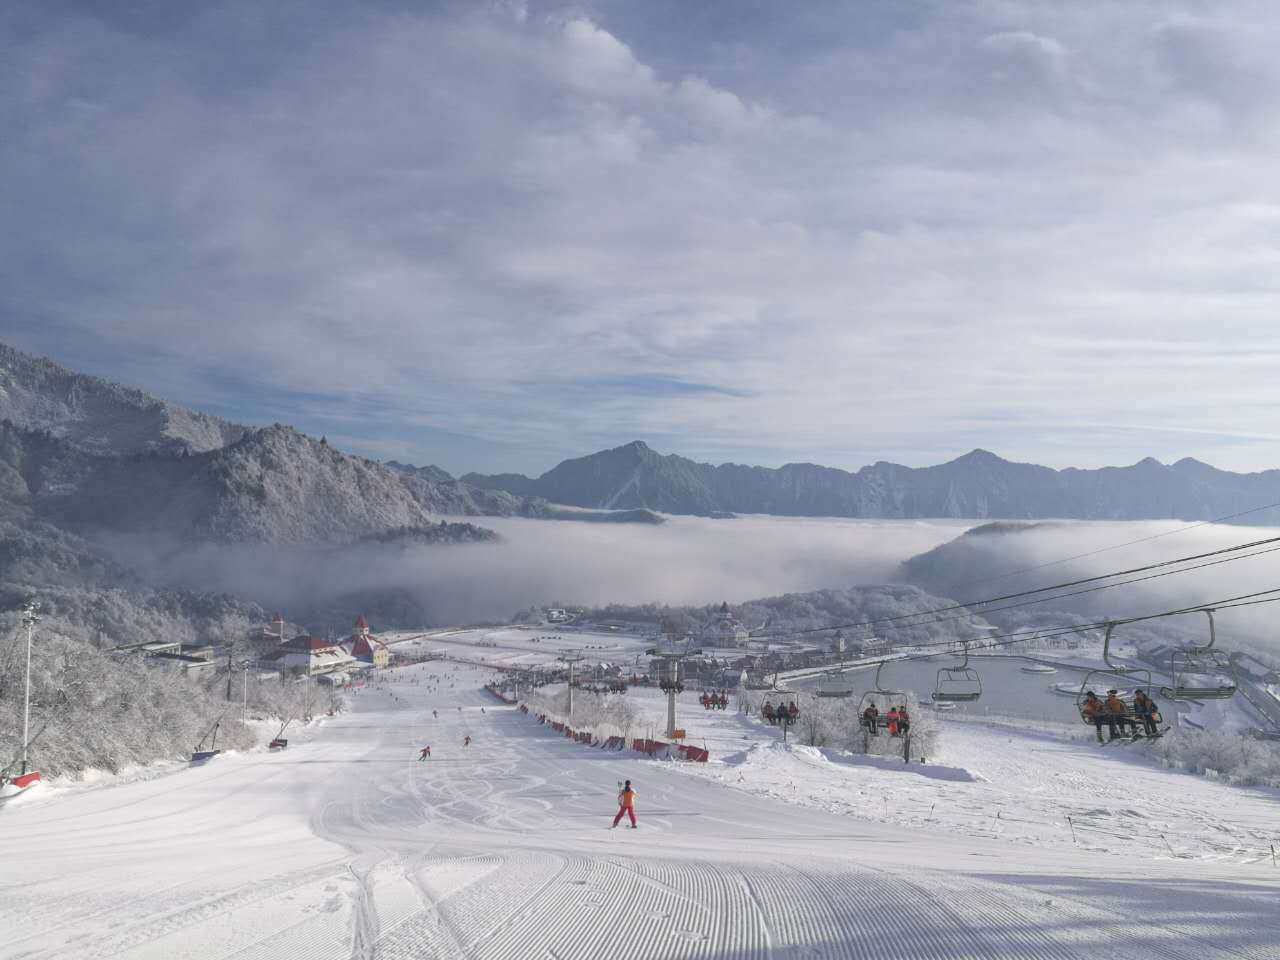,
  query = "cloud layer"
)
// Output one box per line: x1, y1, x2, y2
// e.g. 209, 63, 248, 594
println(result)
4, 2, 1280, 473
